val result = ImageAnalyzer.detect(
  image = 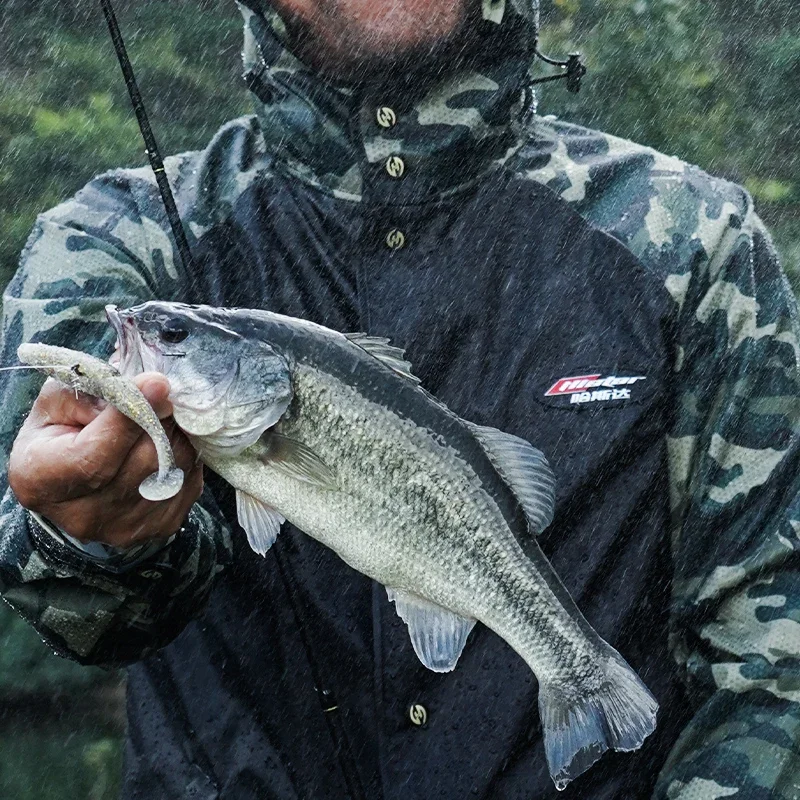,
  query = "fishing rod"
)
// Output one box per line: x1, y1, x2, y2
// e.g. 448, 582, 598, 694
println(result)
97, 0, 197, 274
97, 13, 367, 795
